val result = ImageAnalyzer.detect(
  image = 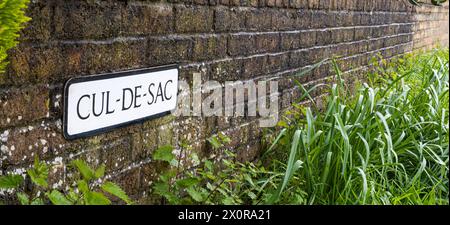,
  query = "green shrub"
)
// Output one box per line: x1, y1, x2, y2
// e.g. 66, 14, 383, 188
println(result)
266, 48, 449, 204
0, 0, 30, 73
151, 134, 308, 205
151, 48, 448, 205
0, 157, 132, 205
